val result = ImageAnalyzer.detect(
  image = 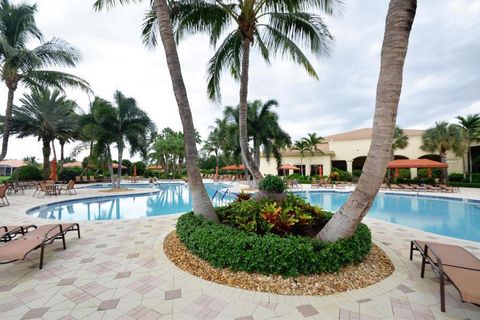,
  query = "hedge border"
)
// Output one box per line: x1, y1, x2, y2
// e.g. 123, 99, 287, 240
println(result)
176, 211, 372, 277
